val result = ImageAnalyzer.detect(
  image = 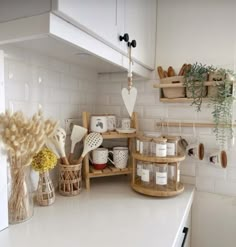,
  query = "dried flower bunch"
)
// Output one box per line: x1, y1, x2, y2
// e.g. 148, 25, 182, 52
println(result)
32, 147, 57, 172
0, 109, 58, 167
